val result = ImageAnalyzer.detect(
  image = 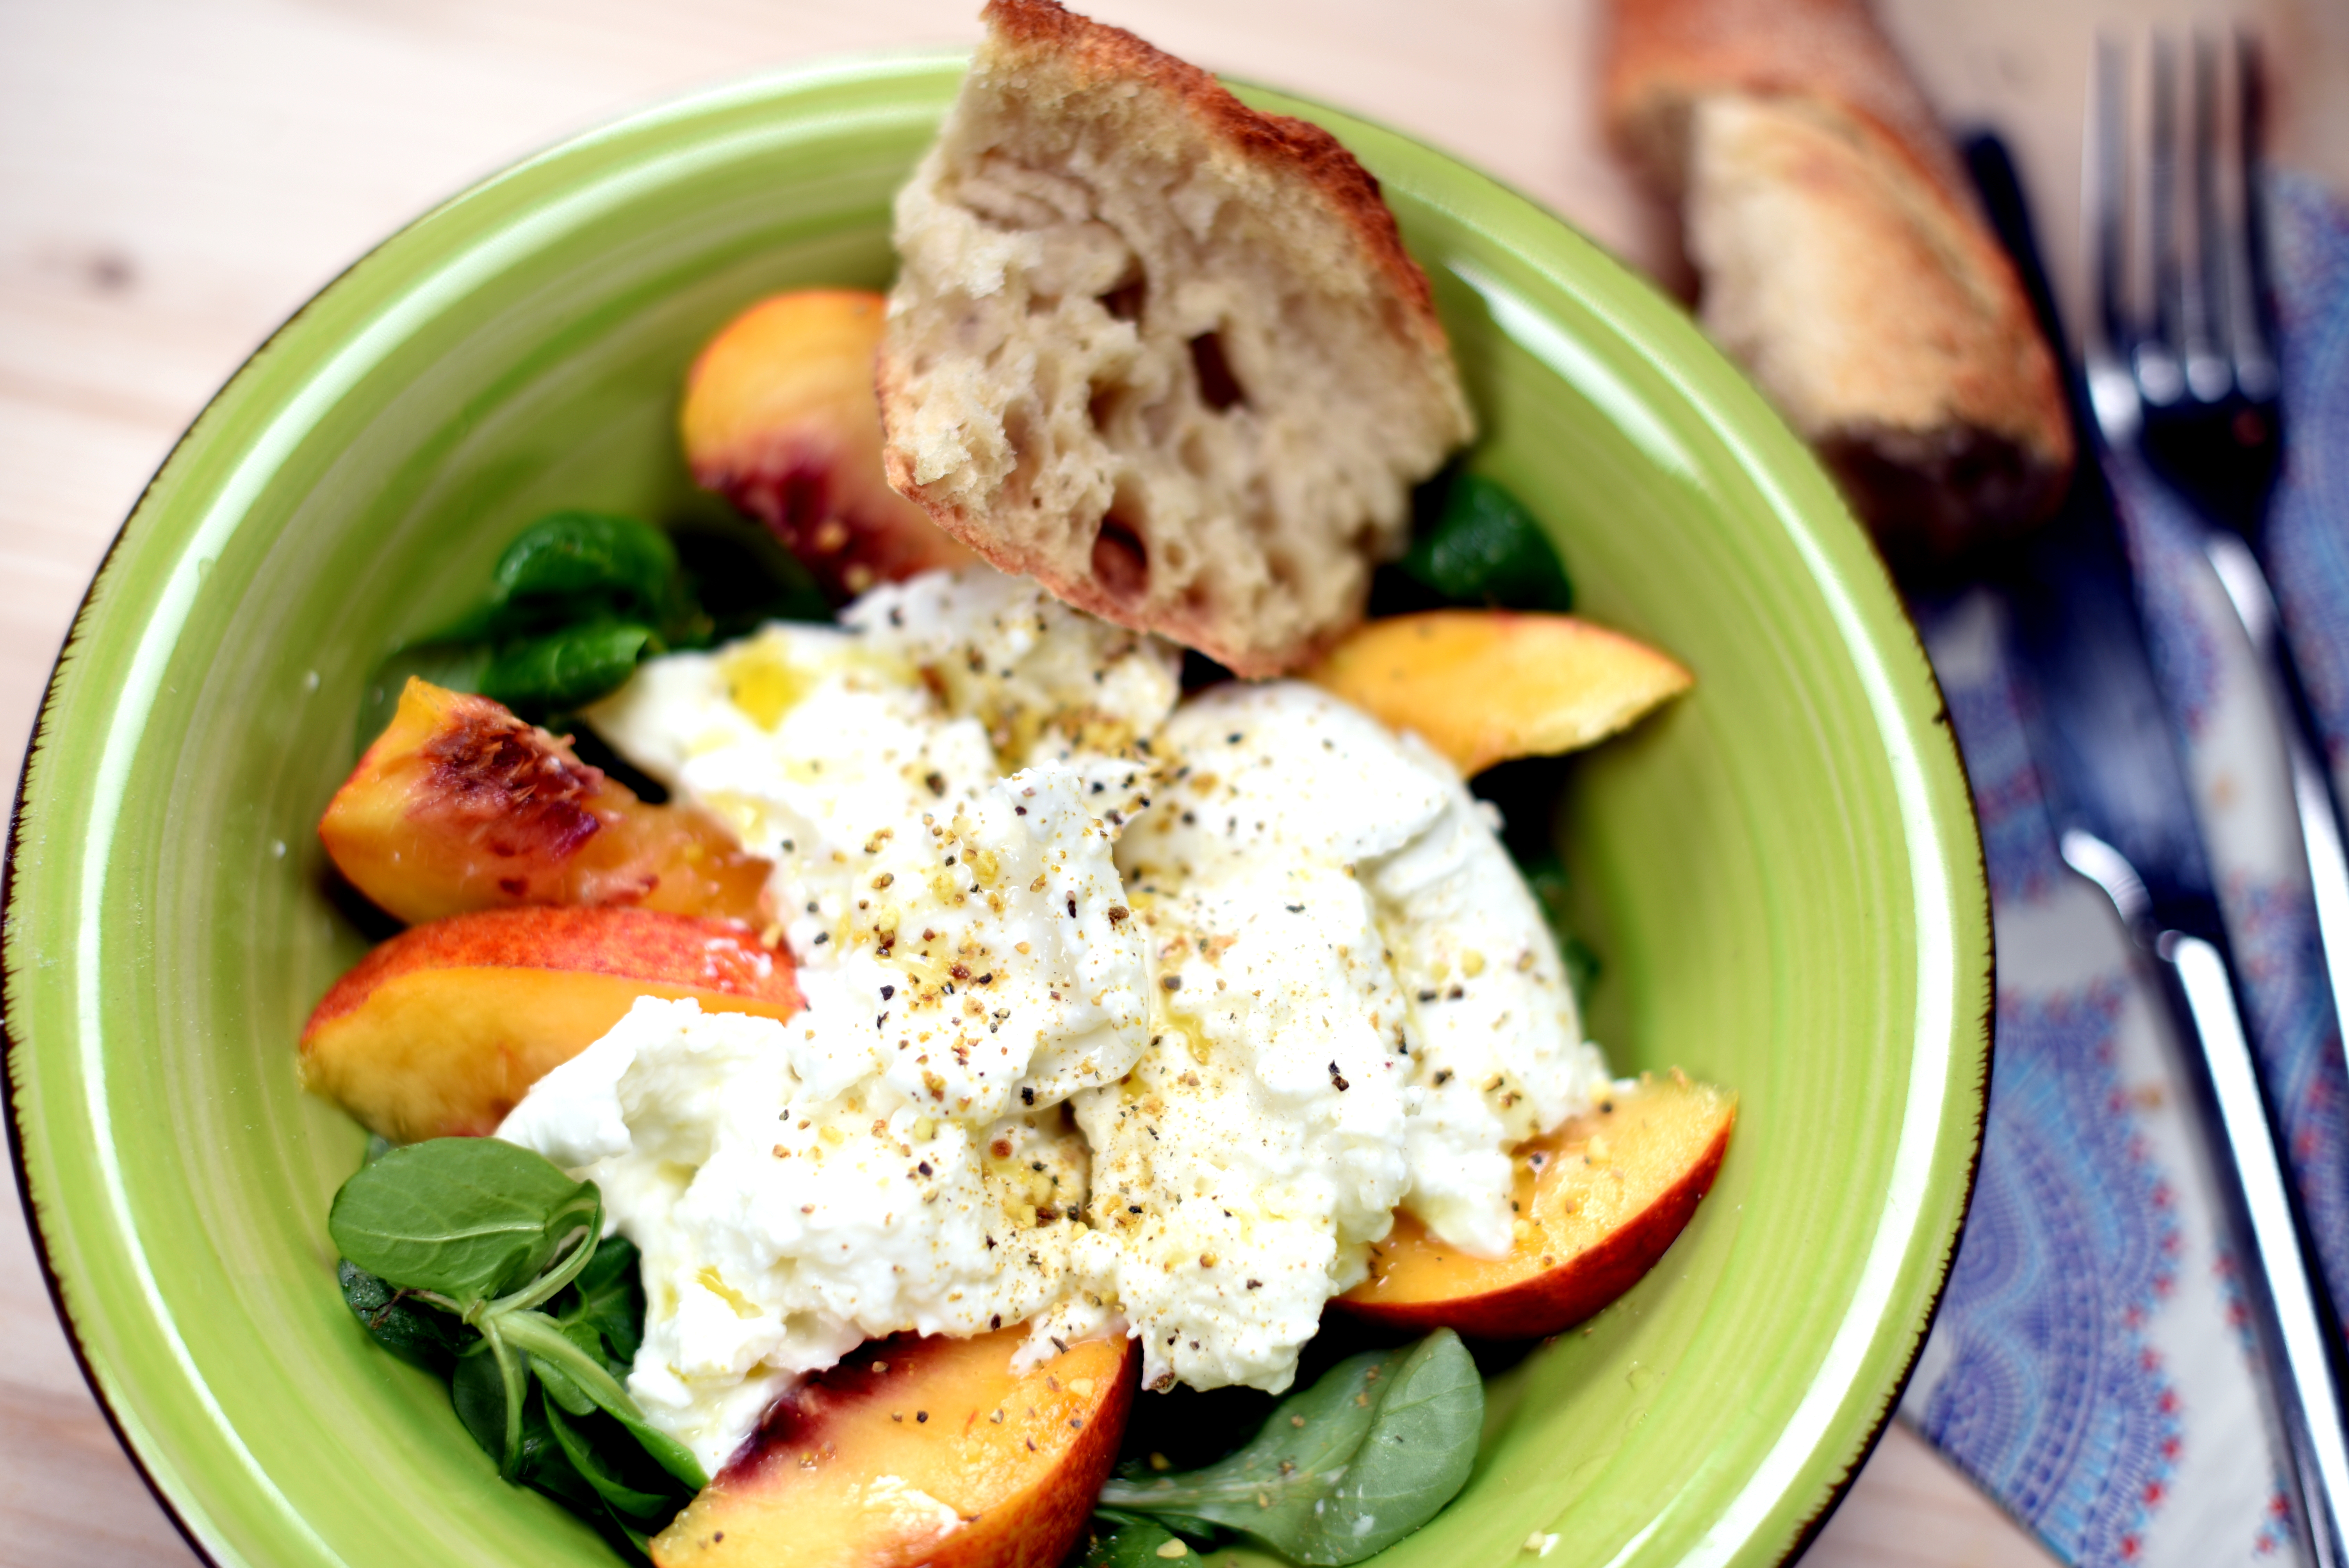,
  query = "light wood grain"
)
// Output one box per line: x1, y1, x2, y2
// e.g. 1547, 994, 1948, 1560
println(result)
9, 1, 2319, 1563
